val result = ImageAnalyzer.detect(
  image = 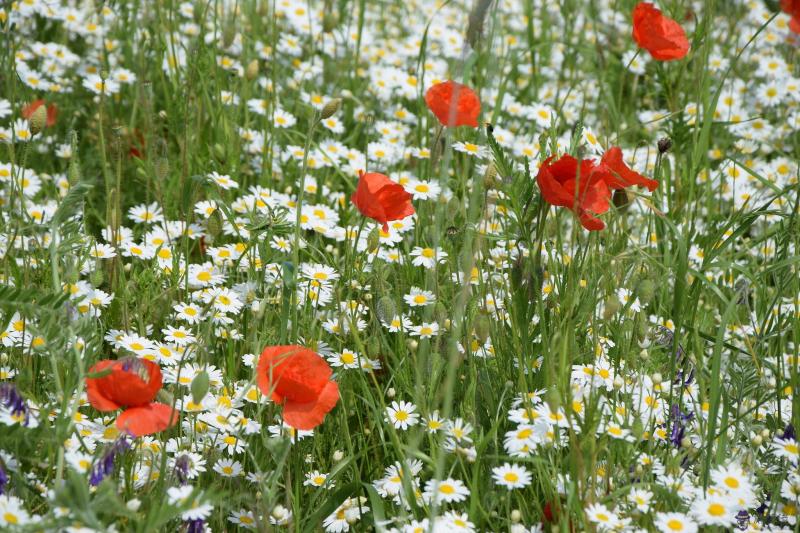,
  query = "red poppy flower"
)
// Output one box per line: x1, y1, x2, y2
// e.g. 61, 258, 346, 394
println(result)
536, 154, 612, 231
425, 80, 481, 128
351, 171, 415, 231
86, 358, 178, 437
86, 359, 162, 411
21, 99, 58, 128
600, 147, 659, 192
781, 0, 800, 33
256, 345, 339, 430
632, 2, 690, 61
